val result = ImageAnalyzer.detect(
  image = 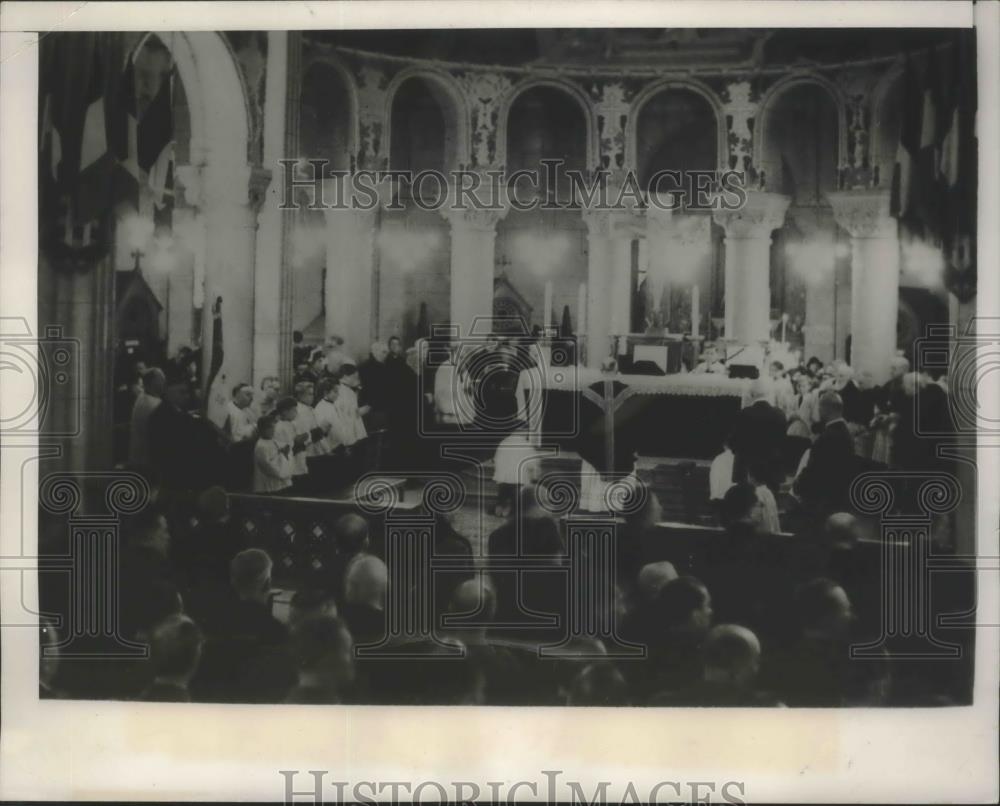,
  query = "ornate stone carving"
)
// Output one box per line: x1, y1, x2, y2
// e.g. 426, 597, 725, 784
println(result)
722, 79, 758, 180
827, 189, 895, 239
712, 190, 789, 238
460, 71, 512, 169
356, 66, 388, 170
647, 208, 711, 246
440, 204, 509, 233
590, 82, 630, 169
